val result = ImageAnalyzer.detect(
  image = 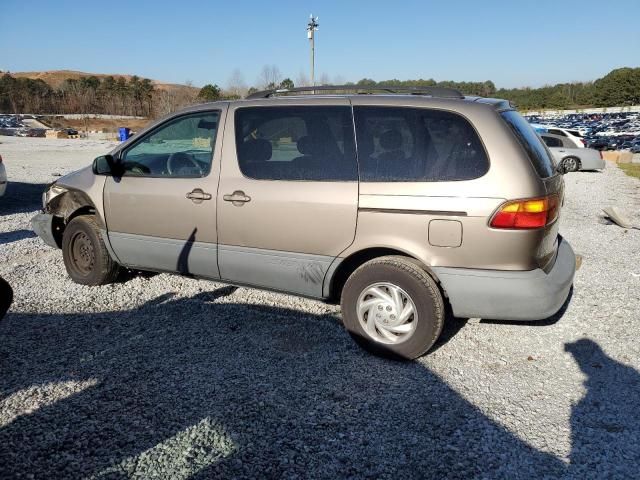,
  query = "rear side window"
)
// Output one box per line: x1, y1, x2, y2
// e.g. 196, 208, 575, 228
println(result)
542, 135, 563, 148
547, 129, 567, 137
235, 106, 357, 181
353, 107, 489, 182
501, 110, 555, 178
